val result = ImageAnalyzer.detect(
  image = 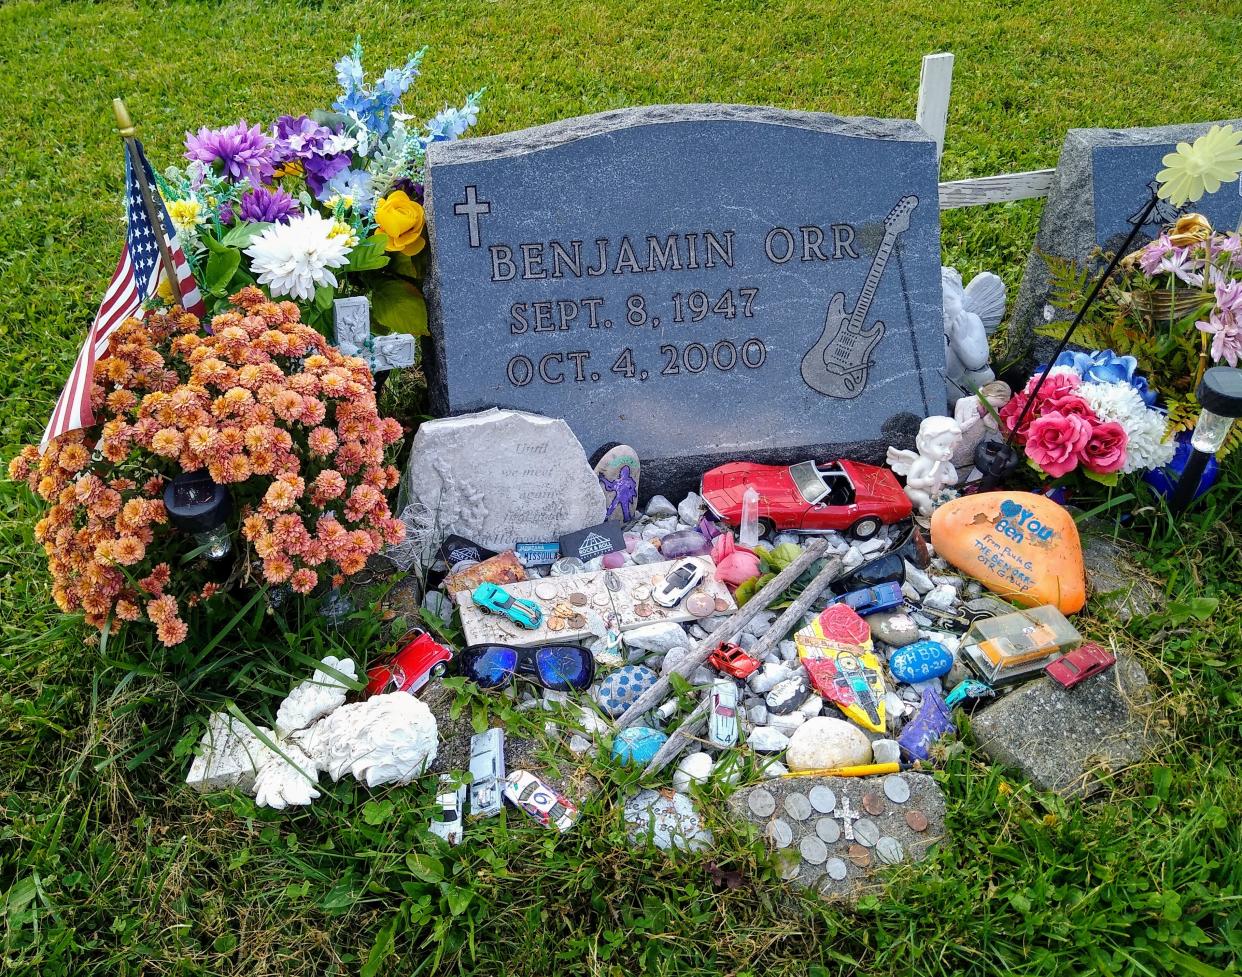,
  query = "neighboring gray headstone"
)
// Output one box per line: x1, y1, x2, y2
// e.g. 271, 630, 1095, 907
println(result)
970, 653, 1153, 798
401, 408, 606, 552
1011, 120, 1242, 362
424, 105, 945, 497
